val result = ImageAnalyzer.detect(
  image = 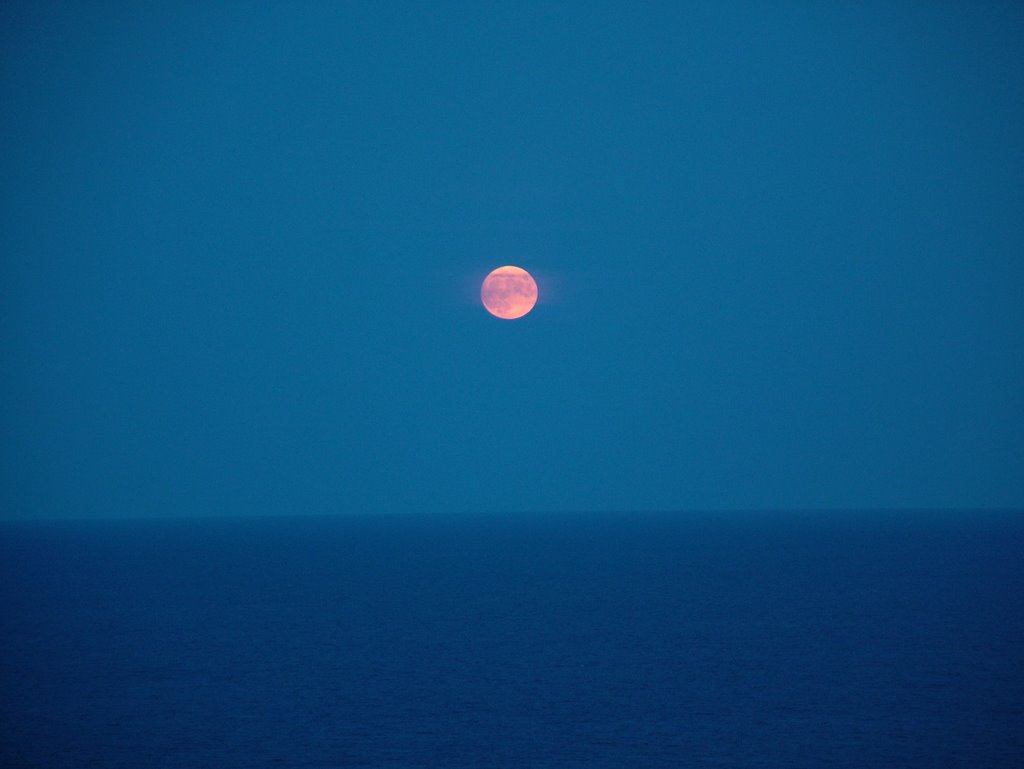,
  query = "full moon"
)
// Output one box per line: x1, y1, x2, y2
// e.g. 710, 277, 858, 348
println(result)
481, 265, 538, 320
